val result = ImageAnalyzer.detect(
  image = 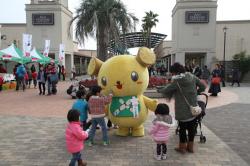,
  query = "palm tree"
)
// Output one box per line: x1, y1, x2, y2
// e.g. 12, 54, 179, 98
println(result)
69, 0, 138, 61
141, 11, 159, 48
